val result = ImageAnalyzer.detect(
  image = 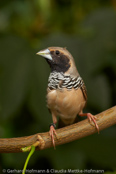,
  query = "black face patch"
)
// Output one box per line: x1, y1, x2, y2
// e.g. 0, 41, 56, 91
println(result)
46, 50, 70, 73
